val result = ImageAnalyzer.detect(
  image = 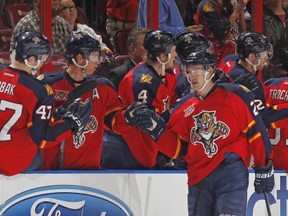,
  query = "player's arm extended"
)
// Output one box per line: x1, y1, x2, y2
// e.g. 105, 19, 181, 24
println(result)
236, 86, 273, 165
30, 88, 92, 149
